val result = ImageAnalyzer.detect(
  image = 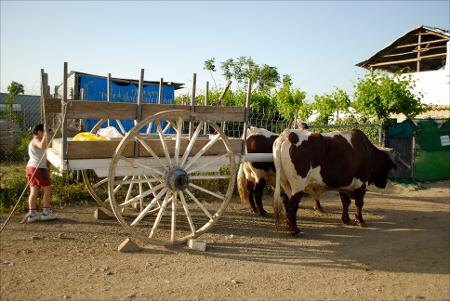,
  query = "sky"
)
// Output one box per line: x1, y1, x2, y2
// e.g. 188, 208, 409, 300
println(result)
1, 0, 449, 100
